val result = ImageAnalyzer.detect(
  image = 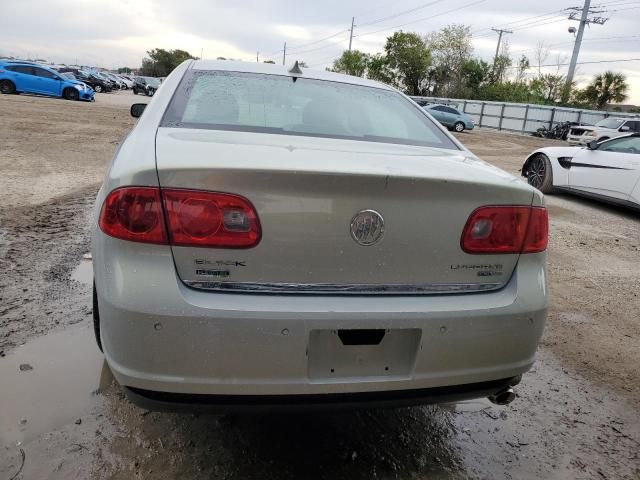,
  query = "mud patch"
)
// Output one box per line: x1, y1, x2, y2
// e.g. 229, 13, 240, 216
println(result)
95, 349, 639, 480
0, 187, 97, 352
0, 322, 107, 446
